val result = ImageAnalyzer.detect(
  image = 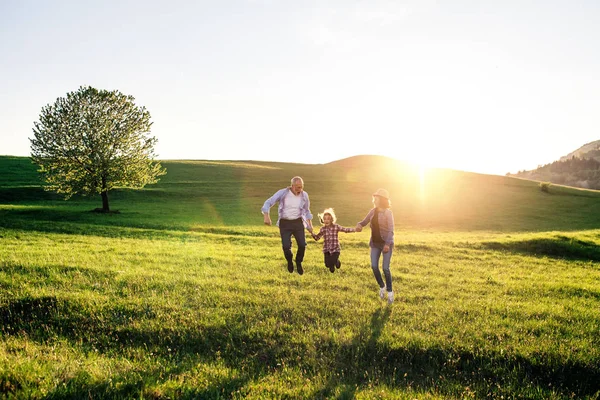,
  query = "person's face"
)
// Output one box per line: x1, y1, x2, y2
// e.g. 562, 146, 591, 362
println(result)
372, 196, 381, 207
323, 214, 333, 225
291, 181, 303, 195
